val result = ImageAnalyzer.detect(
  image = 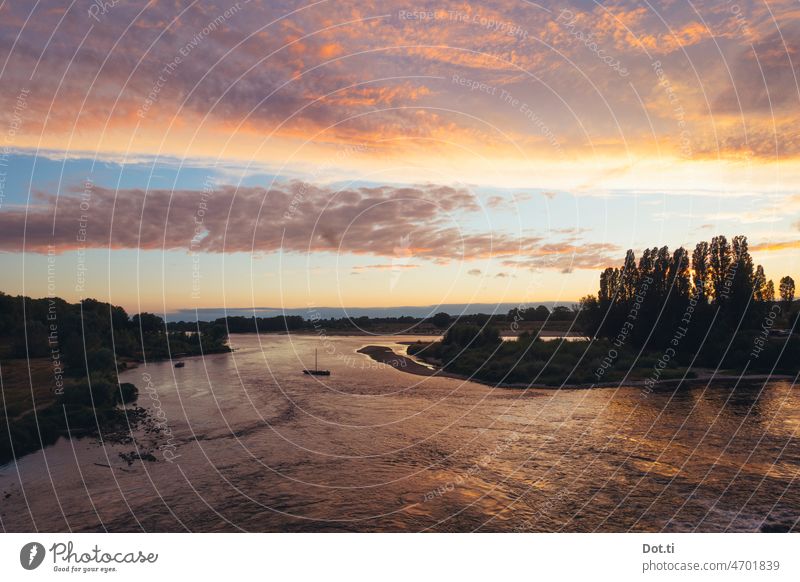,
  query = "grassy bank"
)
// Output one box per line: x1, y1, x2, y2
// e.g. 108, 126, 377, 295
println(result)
0, 358, 141, 465
406, 322, 799, 388
0, 292, 233, 466
406, 328, 700, 387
